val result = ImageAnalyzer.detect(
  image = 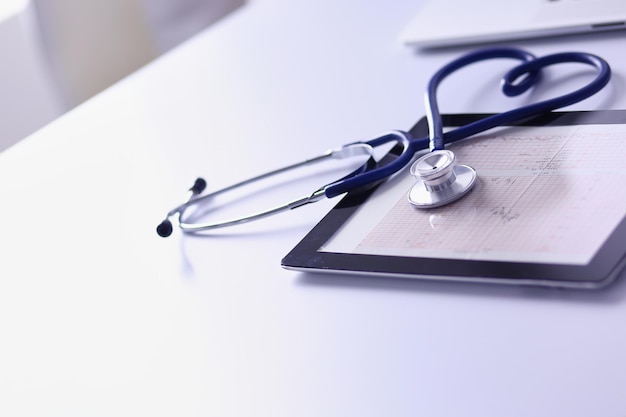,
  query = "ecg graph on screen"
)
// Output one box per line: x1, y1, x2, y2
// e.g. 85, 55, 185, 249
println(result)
354, 125, 626, 264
